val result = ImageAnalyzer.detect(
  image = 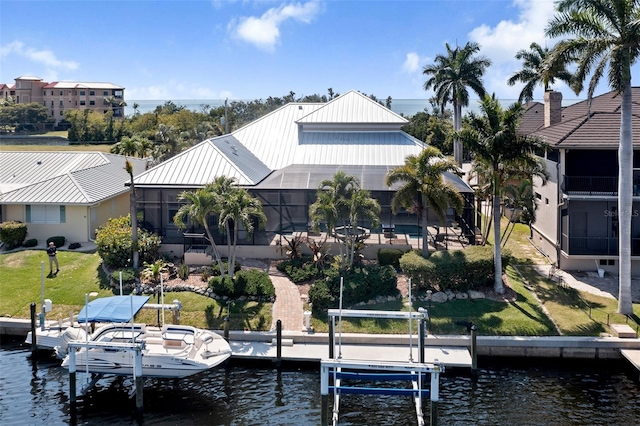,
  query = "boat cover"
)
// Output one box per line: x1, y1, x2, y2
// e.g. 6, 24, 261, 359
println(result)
77, 295, 150, 323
